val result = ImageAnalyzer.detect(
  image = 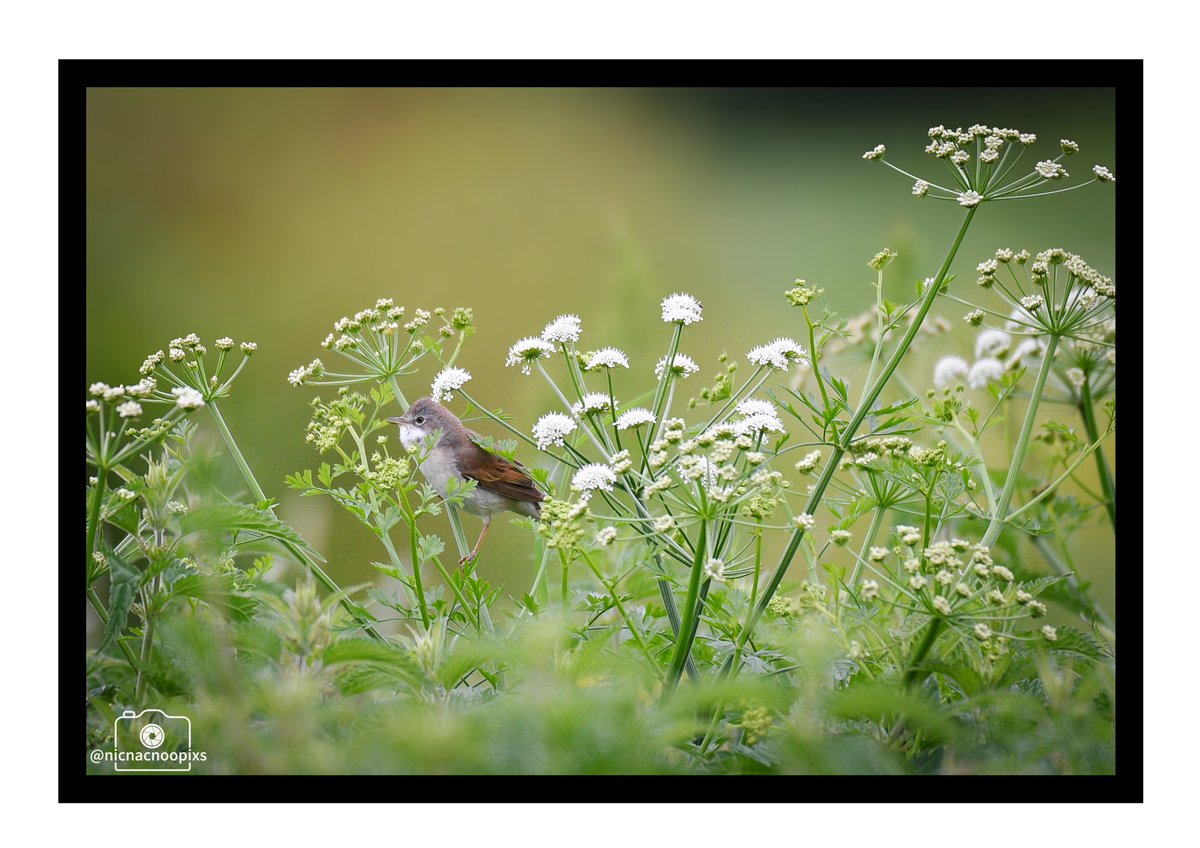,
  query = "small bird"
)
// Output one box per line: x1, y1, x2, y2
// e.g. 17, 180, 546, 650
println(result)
387, 397, 543, 564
